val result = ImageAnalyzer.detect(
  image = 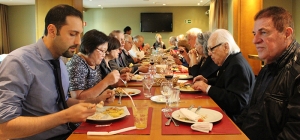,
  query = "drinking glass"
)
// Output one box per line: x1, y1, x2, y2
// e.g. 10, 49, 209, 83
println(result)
143, 75, 154, 98
161, 82, 173, 112
164, 65, 174, 85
